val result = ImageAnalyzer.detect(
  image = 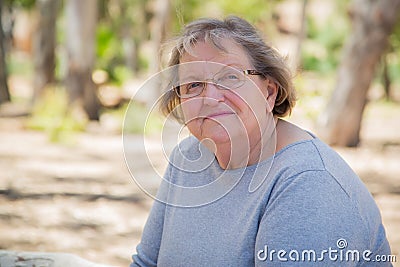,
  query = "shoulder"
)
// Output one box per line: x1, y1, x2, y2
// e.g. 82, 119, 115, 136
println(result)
272, 137, 360, 194
266, 138, 382, 224
262, 139, 386, 245
274, 120, 353, 179
269, 138, 329, 180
